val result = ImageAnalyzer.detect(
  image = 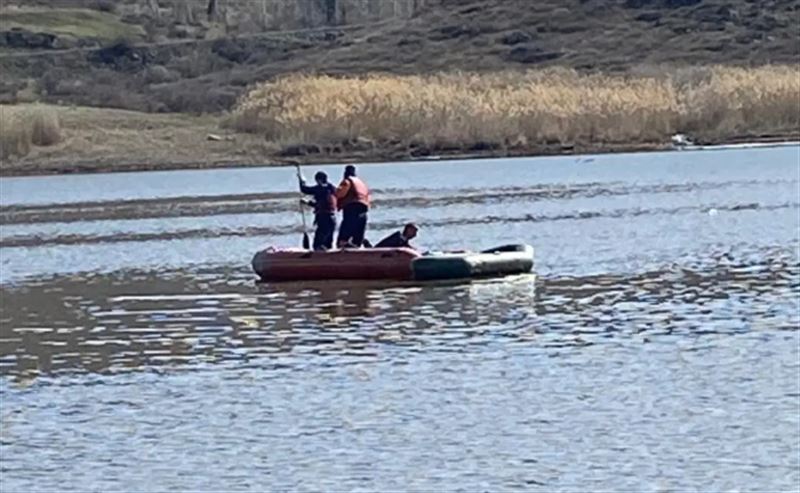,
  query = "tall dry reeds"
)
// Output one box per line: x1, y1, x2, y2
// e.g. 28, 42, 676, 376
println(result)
228, 66, 800, 150
0, 106, 62, 161
678, 65, 800, 139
